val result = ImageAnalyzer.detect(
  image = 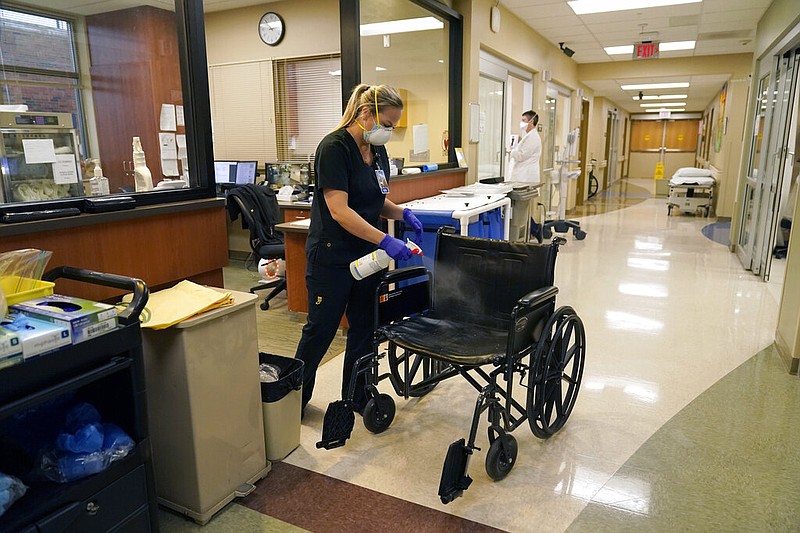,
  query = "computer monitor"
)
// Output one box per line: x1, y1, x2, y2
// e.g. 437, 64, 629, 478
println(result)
214, 161, 237, 184
235, 161, 258, 185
